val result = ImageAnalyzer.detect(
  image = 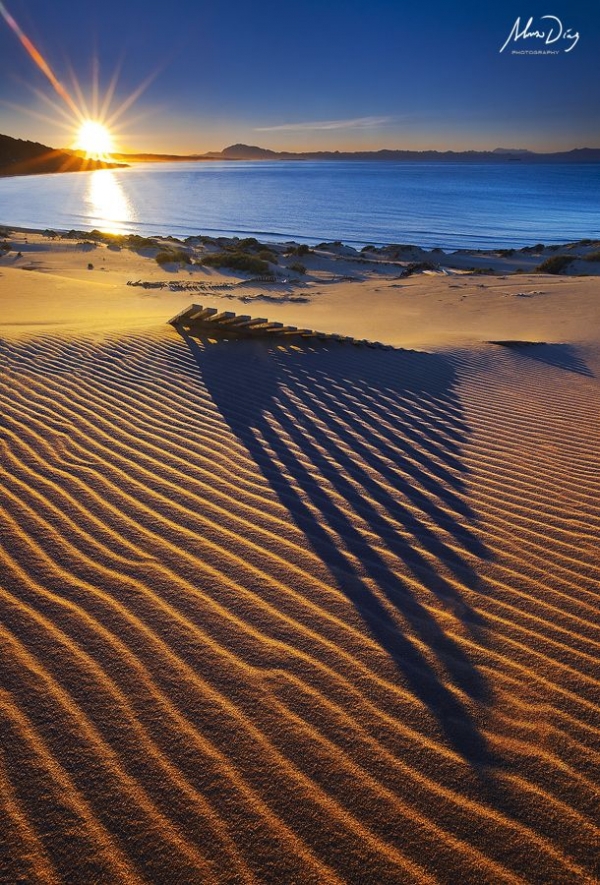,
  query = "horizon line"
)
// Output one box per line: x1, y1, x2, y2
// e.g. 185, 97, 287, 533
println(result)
3, 131, 600, 158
